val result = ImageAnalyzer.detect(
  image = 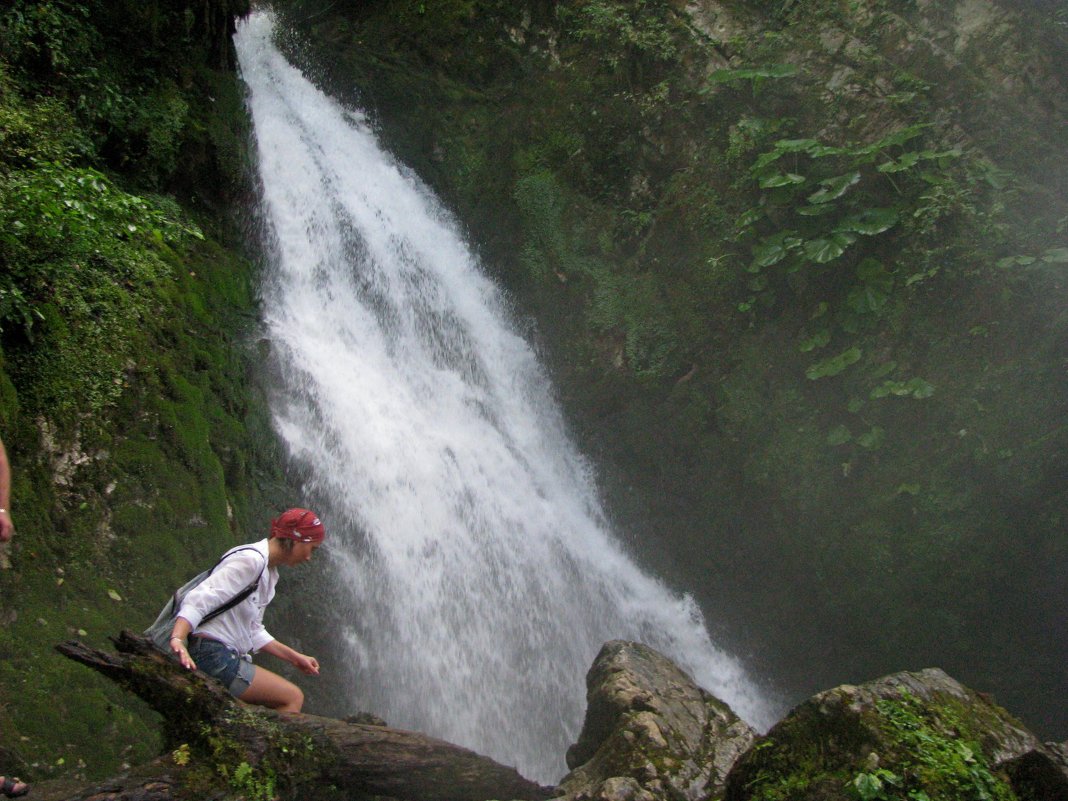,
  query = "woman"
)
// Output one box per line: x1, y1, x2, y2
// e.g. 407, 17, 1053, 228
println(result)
169, 508, 324, 712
